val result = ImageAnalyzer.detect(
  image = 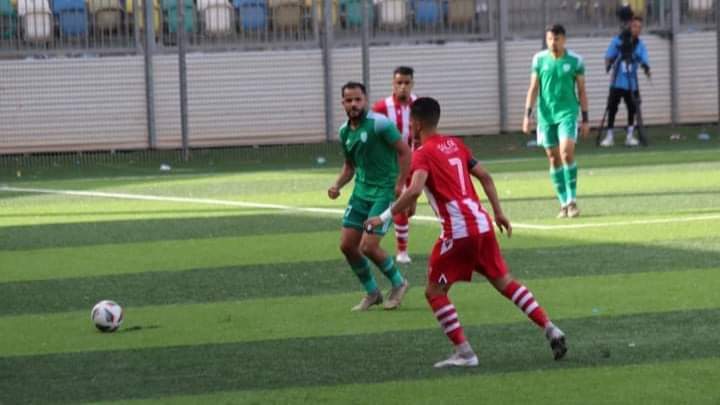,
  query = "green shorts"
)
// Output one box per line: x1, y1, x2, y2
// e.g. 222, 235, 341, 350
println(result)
342, 194, 393, 236
537, 119, 578, 148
